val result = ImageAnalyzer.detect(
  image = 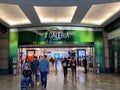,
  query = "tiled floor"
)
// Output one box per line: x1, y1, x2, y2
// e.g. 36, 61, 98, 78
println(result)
0, 66, 120, 90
